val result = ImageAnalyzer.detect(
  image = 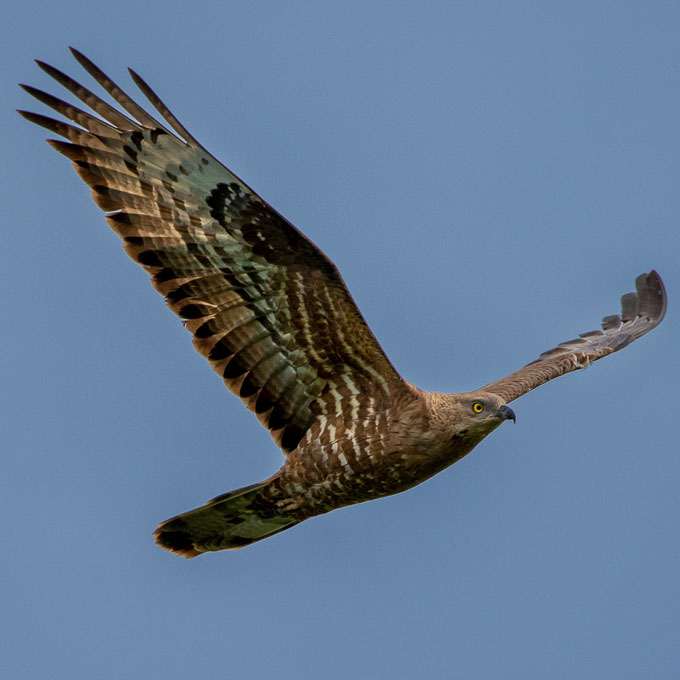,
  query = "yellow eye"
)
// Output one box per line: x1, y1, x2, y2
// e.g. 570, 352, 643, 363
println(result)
472, 401, 484, 413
